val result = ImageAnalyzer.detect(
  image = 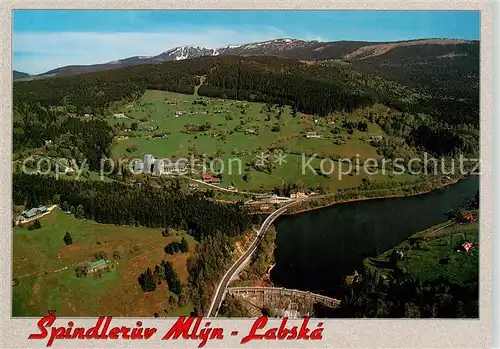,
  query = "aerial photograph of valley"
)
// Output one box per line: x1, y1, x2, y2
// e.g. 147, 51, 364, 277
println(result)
12, 10, 480, 318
